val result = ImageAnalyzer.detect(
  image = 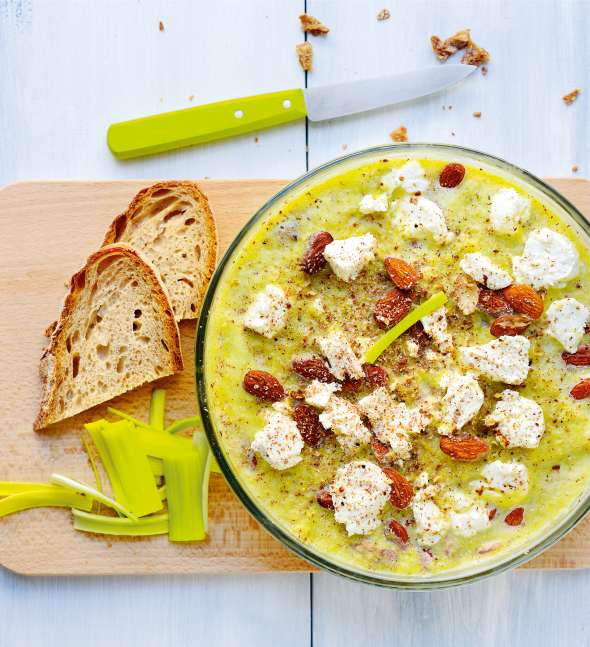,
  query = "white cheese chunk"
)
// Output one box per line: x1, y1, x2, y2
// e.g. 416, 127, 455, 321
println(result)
512, 228, 579, 289
480, 460, 529, 494
490, 188, 530, 234
304, 380, 341, 409
250, 410, 303, 470
317, 330, 364, 380
319, 397, 371, 451
459, 253, 513, 290
412, 479, 449, 546
382, 160, 430, 194
406, 339, 420, 357
439, 372, 484, 435
460, 335, 530, 385
395, 196, 454, 244
359, 193, 389, 214
323, 233, 376, 283
243, 284, 289, 338
485, 389, 545, 449
545, 297, 590, 353
421, 306, 454, 353
450, 505, 491, 537
329, 461, 391, 535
